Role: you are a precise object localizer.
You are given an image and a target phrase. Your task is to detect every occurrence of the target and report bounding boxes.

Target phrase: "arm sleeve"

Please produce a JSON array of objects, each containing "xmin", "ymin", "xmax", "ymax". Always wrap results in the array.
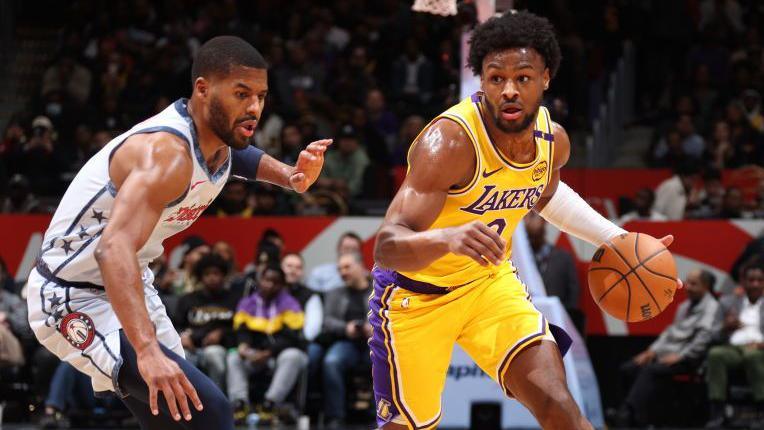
[
  {"xmin": 539, "ymin": 181, "xmax": 627, "ymax": 247},
  {"xmin": 231, "ymin": 145, "xmax": 265, "ymax": 180},
  {"xmin": 322, "ymin": 292, "xmax": 348, "ymax": 338}
]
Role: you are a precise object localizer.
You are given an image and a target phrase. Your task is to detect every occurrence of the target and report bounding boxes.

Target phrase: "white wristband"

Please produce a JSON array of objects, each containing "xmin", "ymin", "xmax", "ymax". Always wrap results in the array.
[{"xmin": 538, "ymin": 181, "xmax": 627, "ymax": 247}]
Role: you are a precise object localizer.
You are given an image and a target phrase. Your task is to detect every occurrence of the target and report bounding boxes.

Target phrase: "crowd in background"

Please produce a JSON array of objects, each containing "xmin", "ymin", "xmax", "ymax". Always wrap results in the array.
[{"xmin": 0, "ymin": 0, "xmax": 707, "ymax": 218}]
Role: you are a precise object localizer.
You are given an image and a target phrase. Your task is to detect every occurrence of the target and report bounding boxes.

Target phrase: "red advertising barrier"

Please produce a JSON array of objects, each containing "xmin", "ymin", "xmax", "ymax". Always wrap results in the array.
[{"xmin": 2, "ymin": 215, "xmax": 758, "ymax": 336}]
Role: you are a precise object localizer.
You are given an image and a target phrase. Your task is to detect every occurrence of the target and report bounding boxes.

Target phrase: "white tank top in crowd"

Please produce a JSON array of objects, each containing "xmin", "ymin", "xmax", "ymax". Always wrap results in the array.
[{"xmin": 38, "ymin": 98, "xmax": 231, "ymax": 286}]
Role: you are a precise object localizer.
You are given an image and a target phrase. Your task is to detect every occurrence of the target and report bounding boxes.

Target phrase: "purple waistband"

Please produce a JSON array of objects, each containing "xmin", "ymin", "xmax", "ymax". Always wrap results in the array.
[{"xmin": 371, "ymin": 267, "xmax": 461, "ymax": 295}]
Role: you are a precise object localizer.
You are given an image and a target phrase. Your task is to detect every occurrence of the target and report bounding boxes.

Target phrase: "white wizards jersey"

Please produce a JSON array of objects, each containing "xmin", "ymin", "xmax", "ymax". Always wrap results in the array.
[{"xmin": 38, "ymin": 98, "xmax": 230, "ymax": 286}]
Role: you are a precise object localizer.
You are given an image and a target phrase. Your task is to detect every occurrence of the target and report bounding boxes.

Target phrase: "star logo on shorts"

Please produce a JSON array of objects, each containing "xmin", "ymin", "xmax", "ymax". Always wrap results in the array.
[{"xmin": 91, "ymin": 209, "xmax": 106, "ymax": 224}]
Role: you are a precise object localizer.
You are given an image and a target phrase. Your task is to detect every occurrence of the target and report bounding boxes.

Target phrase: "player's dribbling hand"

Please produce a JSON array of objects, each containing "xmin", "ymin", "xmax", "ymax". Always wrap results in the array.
[
  {"xmin": 137, "ymin": 343, "xmax": 203, "ymax": 421},
  {"xmin": 290, "ymin": 139, "xmax": 333, "ymax": 193},
  {"xmin": 445, "ymin": 221, "xmax": 507, "ymax": 266},
  {"xmin": 658, "ymin": 235, "xmax": 683, "ymax": 290}
]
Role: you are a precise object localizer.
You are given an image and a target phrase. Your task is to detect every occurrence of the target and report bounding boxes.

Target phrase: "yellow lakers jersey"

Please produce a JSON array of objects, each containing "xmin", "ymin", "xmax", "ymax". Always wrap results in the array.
[{"xmin": 399, "ymin": 92, "xmax": 555, "ymax": 287}]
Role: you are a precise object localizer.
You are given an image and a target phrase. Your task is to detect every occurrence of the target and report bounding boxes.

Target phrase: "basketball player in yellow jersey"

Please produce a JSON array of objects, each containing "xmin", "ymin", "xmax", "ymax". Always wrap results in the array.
[{"xmin": 370, "ymin": 11, "xmax": 682, "ymax": 430}]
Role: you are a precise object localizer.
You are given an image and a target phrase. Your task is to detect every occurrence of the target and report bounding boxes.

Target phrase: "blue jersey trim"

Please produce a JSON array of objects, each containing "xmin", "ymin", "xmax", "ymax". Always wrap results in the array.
[{"xmin": 174, "ymin": 98, "xmax": 231, "ymax": 183}]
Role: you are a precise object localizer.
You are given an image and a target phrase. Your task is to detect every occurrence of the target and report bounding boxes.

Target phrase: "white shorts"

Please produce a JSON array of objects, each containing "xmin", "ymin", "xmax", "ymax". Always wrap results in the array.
[{"xmin": 26, "ymin": 266, "xmax": 184, "ymax": 395}]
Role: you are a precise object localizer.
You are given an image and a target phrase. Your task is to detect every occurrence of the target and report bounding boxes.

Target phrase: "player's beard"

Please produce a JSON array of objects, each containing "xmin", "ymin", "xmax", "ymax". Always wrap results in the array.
[
  {"xmin": 208, "ymin": 95, "xmax": 252, "ymax": 150},
  {"xmin": 484, "ymin": 97, "xmax": 538, "ymax": 134}
]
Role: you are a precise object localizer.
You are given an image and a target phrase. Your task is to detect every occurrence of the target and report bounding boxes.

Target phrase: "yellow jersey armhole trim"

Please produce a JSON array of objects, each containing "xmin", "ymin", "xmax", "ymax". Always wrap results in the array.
[
  {"xmin": 544, "ymin": 109, "xmax": 555, "ymax": 185},
  {"xmin": 439, "ymin": 113, "xmax": 481, "ymax": 196}
]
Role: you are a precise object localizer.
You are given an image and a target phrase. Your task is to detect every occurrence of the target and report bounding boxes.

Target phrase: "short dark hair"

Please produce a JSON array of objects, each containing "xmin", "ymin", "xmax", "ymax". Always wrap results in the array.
[
  {"xmin": 338, "ymin": 231, "xmax": 362, "ymax": 248},
  {"xmin": 193, "ymin": 253, "xmax": 230, "ymax": 280},
  {"xmin": 262, "ymin": 264, "xmax": 286, "ymax": 284},
  {"xmin": 468, "ymin": 10, "xmax": 561, "ymax": 78},
  {"xmin": 698, "ymin": 269, "xmax": 716, "ymax": 290},
  {"xmin": 191, "ymin": 35, "xmax": 268, "ymax": 86},
  {"xmin": 741, "ymin": 259, "xmax": 764, "ymax": 278}
]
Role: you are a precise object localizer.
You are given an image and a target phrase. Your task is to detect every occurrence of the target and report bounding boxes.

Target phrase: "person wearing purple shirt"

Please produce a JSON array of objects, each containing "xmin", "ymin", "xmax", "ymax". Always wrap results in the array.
[{"xmin": 226, "ymin": 266, "xmax": 307, "ymax": 424}]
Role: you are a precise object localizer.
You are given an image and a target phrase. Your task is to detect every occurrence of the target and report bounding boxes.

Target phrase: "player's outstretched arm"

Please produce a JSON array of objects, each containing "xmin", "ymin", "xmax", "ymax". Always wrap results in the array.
[
  {"xmin": 534, "ymin": 123, "xmax": 682, "ymax": 289},
  {"xmin": 532, "ymin": 123, "xmax": 626, "ymax": 246},
  {"xmin": 95, "ymin": 133, "xmax": 202, "ymax": 421},
  {"xmin": 374, "ymin": 119, "xmax": 506, "ymax": 272},
  {"xmin": 232, "ymin": 139, "xmax": 332, "ymax": 193}
]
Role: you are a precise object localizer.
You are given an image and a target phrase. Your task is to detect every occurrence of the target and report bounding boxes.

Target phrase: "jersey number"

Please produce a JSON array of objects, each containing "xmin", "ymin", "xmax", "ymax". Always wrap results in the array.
[{"xmin": 487, "ymin": 218, "xmax": 507, "ymax": 236}]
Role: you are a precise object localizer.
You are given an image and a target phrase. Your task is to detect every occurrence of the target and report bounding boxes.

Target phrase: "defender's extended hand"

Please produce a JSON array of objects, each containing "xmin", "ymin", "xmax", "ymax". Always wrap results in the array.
[
  {"xmin": 289, "ymin": 139, "xmax": 332, "ymax": 193},
  {"xmin": 658, "ymin": 235, "xmax": 683, "ymax": 290}
]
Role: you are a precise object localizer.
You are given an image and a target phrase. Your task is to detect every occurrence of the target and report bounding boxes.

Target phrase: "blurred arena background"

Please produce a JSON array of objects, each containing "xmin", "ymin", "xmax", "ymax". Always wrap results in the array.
[{"xmin": 1, "ymin": 0, "xmax": 764, "ymax": 429}]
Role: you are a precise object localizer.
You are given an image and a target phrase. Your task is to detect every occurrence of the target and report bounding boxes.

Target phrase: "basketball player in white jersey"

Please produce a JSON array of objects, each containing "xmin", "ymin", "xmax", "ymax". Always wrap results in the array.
[{"xmin": 27, "ymin": 36, "xmax": 330, "ymax": 429}]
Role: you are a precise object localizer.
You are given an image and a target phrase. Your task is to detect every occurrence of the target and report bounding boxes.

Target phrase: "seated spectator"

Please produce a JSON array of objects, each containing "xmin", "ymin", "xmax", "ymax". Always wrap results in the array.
[
  {"xmin": 0, "ymin": 257, "xmax": 17, "ymax": 293},
  {"xmin": 212, "ymin": 180, "xmax": 254, "ymax": 217},
  {"xmin": 13, "ymin": 116, "xmax": 67, "ymax": 197},
  {"xmin": 524, "ymin": 212, "xmax": 580, "ymax": 312},
  {"xmin": 227, "ymin": 266, "xmax": 307, "ymax": 424},
  {"xmin": 41, "ymin": 55, "xmax": 92, "ymax": 106},
  {"xmin": 175, "ymin": 253, "xmax": 239, "ymax": 391},
  {"xmin": 706, "ymin": 260, "xmax": 764, "ymax": 428},
  {"xmin": 704, "ymin": 120, "xmax": 735, "ymax": 169},
  {"xmin": 282, "ymin": 252, "xmax": 323, "ymax": 342},
  {"xmin": 306, "ymin": 231, "xmax": 363, "ymax": 293},
  {"xmin": 717, "ymin": 187, "xmax": 752, "ymax": 219},
  {"xmin": 613, "ymin": 269, "xmax": 718, "ymax": 427},
  {"xmin": 212, "ymin": 240, "xmax": 239, "ymax": 277},
  {"xmin": 0, "ymin": 287, "xmax": 30, "ymax": 368},
  {"xmin": 38, "ymin": 362, "xmax": 118, "ymax": 428},
  {"xmin": 391, "ymin": 115, "xmax": 426, "ymax": 165},
  {"xmin": 318, "ymin": 124, "xmax": 370, "ymax": 198},
  {"xmin": 1, "ymin": 174, "xmax": 42, "ymax": 214},
  {"xmin": 685, "ymin": 168, "xmax": 725, "ymax": 219},
  {"xmin": 618, "ymin": 188, "xmax": 668, "ymax": 223},
  {"xmin": 653, "ymin": 161, "xmax": 701, "ymax": 220},
  {"xmin": 170, "ymin": 236, "xmax": 210, "ymax": 295},
  {"xmin": 313, "ymin": 252, "xmax": 372, "ymax": 429}
]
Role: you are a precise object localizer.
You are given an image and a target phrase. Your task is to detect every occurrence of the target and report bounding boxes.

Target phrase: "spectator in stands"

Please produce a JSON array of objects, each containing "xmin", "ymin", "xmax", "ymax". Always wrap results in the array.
[
  {"xmin": 171, "ymin": 236, "xmax": 210, "ymax": 295},
  {"xmin": 653, "ymin": 161, "xmax": 701, "ymax": 220},
  {"xmin": 212, "ymin": 240, "xmax": 238, "ymax": 277},
  {"xmin": 213, "ymin": 180, "xmax": 254, "ymax": 217},
  {"xmin": 175, "ymin": 253, "xmax": 239, "ymax": 391},
  {"xmin": 0, "ymin": 286, "xmax": 31, "ymax": 367},
  {"xmin": 279, "ymin": 123, "xmax": 304, "ymax": 166},
  {"xmin": 716, "ymin": 187, "xmax": 750, "ymax": 219},
  {"xmin": 306, "ymin": 231, "xmax": 363, "ymax": 293},
  {"xmin": 365, "ymin": 88, "xmax": 399, "ymax": 152},
  {"xmin": 614, "ymin": 269, "xmax": 718, "ymax": 427},
  {"xmin": 524, "ymin": 212, "xmax": 580, "ymax": 312},
  {"xmin": 706, "ymin": 260, "xmax": 764, "ymax": 428},
  {"xmin": 40, "ymin": 55, "xmax": 92, "ymax": 106},
  {"xmin": 1, "ymin": 174, "xmax": 42, "ymax": 214},
  {"xmin": 314, "ymin": 252, "xmax": 372, "ymax": 428},
  {"xmin": 391, "ymin": 38, "xmax": 434, "ymax": 113},
  {"xmin": 319, "ymin": 124, "xmax": 370, "ymax": 198},
  {"xmin": 648, "ymin": 128, "xmax": 686, "ymax": 168},
  {"xmin": 254, "ymin": 107, "xmax": 284, "ymax": 159},
  {"xmin": 391, "ymin": 115, "xmax": 426, "ymax": 165},
  {"xmin": 227, "ymin": 266, "xmax": 307, "ymax": 424},
  {"xmin": 686, "ymin": 168, "xmax": 725, "ymax": 219},
  {"xmin": 618, "ymin": 188, "xmax": 668, "ymax": 223},
  {"xmin": 13, "ymin": 116, "xmax": 66, "ymax": 197},
  {"xmin": 282, "ymin": 252, "xmax": 323, "ymax": 343},
  {"xmin": 39, "ymin": 363, "xmax": 118, "ymax": 429},
  {"xmin": 705, "ymin": 120, "xmax": 735, "ymax": 169}
]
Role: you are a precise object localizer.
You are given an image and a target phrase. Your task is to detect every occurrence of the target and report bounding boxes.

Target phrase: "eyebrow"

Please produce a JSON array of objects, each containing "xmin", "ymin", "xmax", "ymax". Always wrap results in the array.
[
  {"xmin": 485, "ymin": 62, "xmax": 536, "ymax": 71},
  {"xmin": 234, "ymin": 82, "xmax": 253, "ymax": 91}
]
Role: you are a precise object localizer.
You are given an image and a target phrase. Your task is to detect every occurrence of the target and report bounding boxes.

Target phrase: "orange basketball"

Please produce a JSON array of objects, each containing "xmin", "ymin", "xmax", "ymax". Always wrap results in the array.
[{"xmin": 588, "ymin": 232, "xmax": 678, "ymax": 322}]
